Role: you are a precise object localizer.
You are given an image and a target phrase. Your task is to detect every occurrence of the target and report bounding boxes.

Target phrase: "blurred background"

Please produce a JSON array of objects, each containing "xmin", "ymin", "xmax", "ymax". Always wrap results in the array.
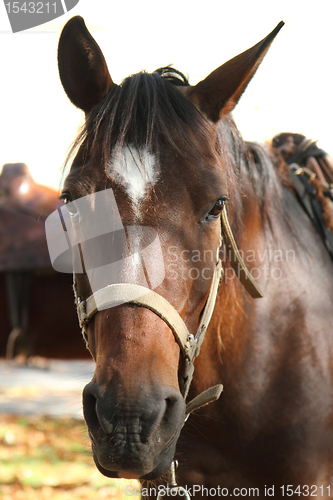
[{"xmin": 0, "ymin": 0, "xmax": 332, "ymax": 498}]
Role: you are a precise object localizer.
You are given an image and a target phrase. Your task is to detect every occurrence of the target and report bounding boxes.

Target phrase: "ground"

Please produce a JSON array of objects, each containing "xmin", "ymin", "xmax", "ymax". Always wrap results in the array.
[{"xmin": 0, "ymin": 415, "xmax": 135, "ymax": 500}]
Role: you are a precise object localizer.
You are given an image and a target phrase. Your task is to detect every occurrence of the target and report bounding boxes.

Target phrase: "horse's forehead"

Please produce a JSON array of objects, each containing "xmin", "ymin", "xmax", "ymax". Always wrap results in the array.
[{"xmin": 107, "ymin": 145, "xmax": 159, "ymax": 207}]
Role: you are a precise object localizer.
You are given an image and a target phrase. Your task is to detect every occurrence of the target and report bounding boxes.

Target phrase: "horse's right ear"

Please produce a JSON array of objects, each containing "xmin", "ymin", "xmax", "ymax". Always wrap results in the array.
[
  {"xmin": 58, "ymin": 16, "xmax": 114, "ymax": 113},
  {"xmin": 186, "ymin": 22, "xmax": 284, "ymax": 122}
]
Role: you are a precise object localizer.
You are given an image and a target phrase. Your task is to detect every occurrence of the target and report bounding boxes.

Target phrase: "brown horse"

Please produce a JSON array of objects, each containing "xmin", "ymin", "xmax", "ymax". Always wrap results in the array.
[{"xmin": 57, "ymin": 16, "xmax": 333, "ymax": 496}]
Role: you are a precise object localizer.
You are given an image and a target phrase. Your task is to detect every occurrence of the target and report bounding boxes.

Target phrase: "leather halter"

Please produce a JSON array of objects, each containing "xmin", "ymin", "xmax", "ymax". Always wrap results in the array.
[{"xmin": 73, "ymin": 206, "xmax": 263, "ymax": 415}]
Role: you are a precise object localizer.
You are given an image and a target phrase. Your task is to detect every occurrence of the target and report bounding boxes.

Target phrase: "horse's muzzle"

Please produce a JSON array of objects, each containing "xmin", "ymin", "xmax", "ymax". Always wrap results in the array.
[{"xmin": 82, "ymin": 380, "xmax": 185, "ymax": 479}]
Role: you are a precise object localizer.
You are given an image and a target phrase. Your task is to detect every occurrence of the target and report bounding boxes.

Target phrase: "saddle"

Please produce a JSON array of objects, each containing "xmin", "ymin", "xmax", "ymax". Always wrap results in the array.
[
  {"xmin": 272, "ymin": 133, "xmax": 333, "ymax": 261},
  {"xmin": 0, "ymin": 163, "xmax": 60, "ymax": 272}
]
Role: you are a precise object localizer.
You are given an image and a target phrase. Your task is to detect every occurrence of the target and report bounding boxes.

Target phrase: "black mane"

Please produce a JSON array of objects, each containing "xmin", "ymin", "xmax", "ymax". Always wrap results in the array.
[{"xmin": 68, "ymin": 66, "xmax": 207, "ymax": 170}]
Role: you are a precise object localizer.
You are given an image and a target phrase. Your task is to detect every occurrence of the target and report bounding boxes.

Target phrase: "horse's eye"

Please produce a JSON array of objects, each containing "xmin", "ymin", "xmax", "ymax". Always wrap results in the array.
[
  {"xmin": 209, "ymin": 199, "xmax": 225, "ymax": 217},
  {"xmin": 59, "ymin": 192, "xmax": 71, "ymax": 205},
  {"xmin": 206, "ymin": 197, "xmax": 228, "ymax": 220}
]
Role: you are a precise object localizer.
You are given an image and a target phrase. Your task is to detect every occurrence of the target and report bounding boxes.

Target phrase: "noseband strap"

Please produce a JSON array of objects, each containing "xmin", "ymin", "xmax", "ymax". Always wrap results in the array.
[{"xmin": 77, "ymin": 283, "xmax": 191, "ymax": 355}]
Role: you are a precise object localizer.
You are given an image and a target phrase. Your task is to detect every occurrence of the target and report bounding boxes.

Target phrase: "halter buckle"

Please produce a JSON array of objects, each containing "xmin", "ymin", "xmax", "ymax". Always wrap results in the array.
[
  {"xmin": 184, "ymin": 334, "xmax": 196, "ymax": 356},
  {"xmin": 78, "ymin": 300, "xmax": 88, "ymax": 327}
]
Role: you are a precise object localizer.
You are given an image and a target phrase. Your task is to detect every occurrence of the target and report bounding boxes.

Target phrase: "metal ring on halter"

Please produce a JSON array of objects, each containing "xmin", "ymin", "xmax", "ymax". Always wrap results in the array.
[{"xmin": 156, "ymin": 461, "xmax": 192, "ymax": 500}]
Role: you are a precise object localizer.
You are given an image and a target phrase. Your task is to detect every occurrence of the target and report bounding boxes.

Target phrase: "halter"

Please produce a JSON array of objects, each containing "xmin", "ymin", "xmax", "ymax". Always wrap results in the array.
[{"xmin": 73, "ymin": 205, "xmax": 263, "ymax": 415}]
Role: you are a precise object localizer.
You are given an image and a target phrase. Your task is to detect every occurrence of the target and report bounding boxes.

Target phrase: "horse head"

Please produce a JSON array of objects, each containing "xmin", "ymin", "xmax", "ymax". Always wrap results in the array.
[{"xmin": 57, "ymin": 17, "xmax": 282, "ymax": 480}]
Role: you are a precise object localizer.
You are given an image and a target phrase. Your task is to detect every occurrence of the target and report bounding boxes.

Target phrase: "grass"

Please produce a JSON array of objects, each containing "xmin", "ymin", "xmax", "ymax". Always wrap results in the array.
[{"xmin": 0, "ymin": 415, "xmax": 138, "ymax": 500}]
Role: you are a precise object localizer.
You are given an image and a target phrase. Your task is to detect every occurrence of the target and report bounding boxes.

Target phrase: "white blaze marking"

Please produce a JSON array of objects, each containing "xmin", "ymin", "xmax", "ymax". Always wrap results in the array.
[
  {"xmin": 108, "ymin": 146, "xmax": 159, "ymax": 211},
  {"xmin": 107, "ymin": 146, "xmax": 160, "ymax": 283}
]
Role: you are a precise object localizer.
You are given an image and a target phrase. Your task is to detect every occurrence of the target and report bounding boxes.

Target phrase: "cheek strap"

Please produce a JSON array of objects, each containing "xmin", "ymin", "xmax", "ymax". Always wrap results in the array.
[{"xmin": 220, "ymin": 205, "xmax": 264, "ymax": 298}]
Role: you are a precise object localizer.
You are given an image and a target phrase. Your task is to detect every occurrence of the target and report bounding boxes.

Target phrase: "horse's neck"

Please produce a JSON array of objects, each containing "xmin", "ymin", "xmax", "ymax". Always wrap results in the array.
[{"xmin": 203, "ymin": 145, "xmax": 331, "ymax": 379}]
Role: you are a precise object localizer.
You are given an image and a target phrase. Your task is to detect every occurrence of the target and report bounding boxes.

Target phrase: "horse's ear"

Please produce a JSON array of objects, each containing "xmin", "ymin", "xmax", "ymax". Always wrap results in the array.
[
  {"xmin": 58, "ymin": 16, "xmax": 114, "ymax": 113},
  {"xmin": 187, "ymin": 22, "xmax": 284, "ymax": 122}
]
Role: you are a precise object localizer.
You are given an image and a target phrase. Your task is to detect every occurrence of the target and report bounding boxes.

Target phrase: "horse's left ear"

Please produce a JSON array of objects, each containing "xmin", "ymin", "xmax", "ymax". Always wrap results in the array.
[
  {"xmin": 187, "ymin": 22, "xmax": 284, "ymax": 122},
  {"xmin": 58, "ymin": 16, "xmax": 114, "ymax": 113}
]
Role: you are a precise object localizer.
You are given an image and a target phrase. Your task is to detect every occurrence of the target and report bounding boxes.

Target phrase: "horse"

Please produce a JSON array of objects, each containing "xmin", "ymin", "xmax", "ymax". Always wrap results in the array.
[{"xmin": 56, "ymin": 16, "xmax": 333, "ymax": 497}]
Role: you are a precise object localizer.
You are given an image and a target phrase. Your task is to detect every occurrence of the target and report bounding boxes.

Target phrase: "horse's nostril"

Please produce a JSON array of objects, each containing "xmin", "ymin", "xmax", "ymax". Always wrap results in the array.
[
  {"xmin": 83, "ymin": 386, "xmax": 100, "ymax": 436},
  {"xmin": 83, "ymin": 384, "xmax": 115, "ymax": 436},
  {"xmin": 163, "ymin": 396, "xmax": 179, "ymax": 424}
]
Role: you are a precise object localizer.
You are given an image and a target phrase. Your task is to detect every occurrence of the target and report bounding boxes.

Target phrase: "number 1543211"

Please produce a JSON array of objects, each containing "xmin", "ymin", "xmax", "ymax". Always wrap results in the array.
[
  {"xmin": 5, "ymin": 2, "xmax": 57, "ymax": 14},
  {"xmin": 280, "ymin": 485, "xmax": 331, "ymax": 496}
]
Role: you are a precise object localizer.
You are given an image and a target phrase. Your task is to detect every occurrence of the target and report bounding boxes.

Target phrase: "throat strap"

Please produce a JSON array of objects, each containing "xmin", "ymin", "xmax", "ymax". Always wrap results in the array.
[{"xmin": 185, "ymin": 384, "xmax": 223, "ymax": 416}]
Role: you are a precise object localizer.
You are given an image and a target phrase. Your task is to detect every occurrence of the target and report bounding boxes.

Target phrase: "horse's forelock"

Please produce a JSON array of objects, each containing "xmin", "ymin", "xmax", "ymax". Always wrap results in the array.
[{"xmin": 64, "ymin": 68, "xmax": 212, "ymax": 179}]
